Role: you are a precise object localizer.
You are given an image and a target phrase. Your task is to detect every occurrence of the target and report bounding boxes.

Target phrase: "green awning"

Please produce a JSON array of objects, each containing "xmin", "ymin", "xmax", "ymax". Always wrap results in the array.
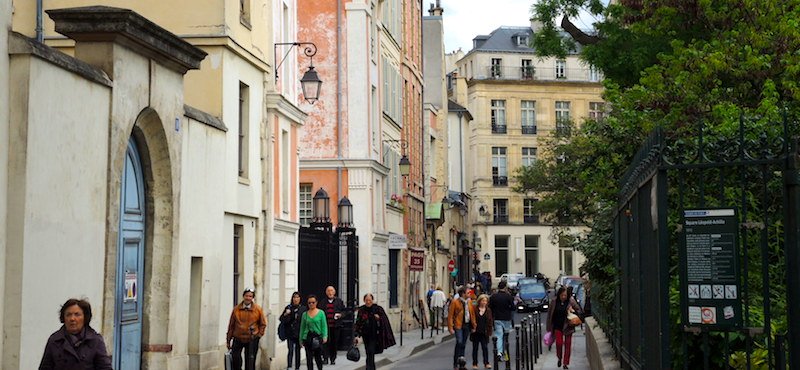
[{"xmin": 426, "ymin": 202, "xmax": 444, "ymax": 221}]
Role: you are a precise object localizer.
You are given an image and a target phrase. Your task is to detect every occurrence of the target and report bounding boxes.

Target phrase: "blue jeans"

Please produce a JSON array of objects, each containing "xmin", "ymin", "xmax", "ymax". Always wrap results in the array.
[
  {"xmin": 454, "ymin": 326, "xmax": 470, "ymax": 367},
  {"xmin": 494, "ymin": 320, "xmax": 512, "ymax": 355}
]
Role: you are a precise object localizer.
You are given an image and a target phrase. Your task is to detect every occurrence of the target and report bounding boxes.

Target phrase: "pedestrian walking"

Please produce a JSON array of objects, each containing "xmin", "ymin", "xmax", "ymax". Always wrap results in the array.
[
  {"xmin": 488, "ymin": 281, "xmax": 514, "ymax": 362},
  {"xmin": 321, "ymin": 286, "xmax": 346, "ymax": 365},
  {"xmin": 430, "ymin": 286, "xmax": 447, "ymax": 329},
  {"xmin": 353, "ymin": 293, "xmax": 396, "ymax": 370},
  {"xmin": 470, "ymin": 294, "xmax": 494, "ymax": 369},
  {"xmin": 448, "ymin": 286, "xmax": 471, "ymax": 370},
  {"xmin": 39, "ymin": 298, "xmax": 112, "ymax": 370},
  {"xmin": 226, "ymin": 287, "xmax": 267, "ymax": 370},
  {"xmin": 300, "ymin": 295, "xmax": 328, "ymax": 370},
  {"xmin": 547, "ymin": 287, "xmax": 582, "ymax": 369},
  {"xmin": 280, "ymin": 292, "xmax": 306, "ymax": 370}
]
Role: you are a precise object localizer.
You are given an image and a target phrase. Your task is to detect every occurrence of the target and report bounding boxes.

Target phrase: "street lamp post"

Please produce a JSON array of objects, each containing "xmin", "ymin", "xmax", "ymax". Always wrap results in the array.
[{"xmin": 274, "ymin": 42, "xmax": 323, "ymax": 104}]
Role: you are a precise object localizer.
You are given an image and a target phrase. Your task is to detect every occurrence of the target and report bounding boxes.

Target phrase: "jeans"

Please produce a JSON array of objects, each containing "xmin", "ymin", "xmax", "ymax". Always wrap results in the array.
[
  {"xmin": 555, "ymin": 330, "xmax": 573, "ymax": 365},
  {"xmin": 304, "ymin": 344, "xmax": 323, "ymax": 370},
  {"xmin": 287, "ymin": 338, "xmax": 301, "ymax": 369},
  {"xmin": 454, "ymin": 326, "xmax": 470, "ymax": 367},
  {"xmin": 364, "ymin": 337, "xmax": 378, "ymax": 370},
  {"xmin": 231, "ymin": 337, "xmax": 260, "ymax": 370},
  {"xmin": 493, "ymin": 320, "xmax": 512, "ymax": 355},
  {"xmin": 471, "ymin": 333, "xmax": 490, "ymax": 366},
  {"xmin": 324, "ymin": 326, "xmax": 339, "ymax": 363}
]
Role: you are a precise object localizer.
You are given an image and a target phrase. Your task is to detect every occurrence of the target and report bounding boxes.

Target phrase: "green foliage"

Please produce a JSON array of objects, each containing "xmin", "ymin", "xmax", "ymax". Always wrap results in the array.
[{"xmin": 519, "ymin": 0, "xmax": 800, "ymax": 367}]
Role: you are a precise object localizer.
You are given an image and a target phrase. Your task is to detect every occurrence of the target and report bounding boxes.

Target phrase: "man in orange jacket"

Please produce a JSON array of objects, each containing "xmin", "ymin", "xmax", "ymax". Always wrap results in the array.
[
  {"xmin": 227, "ymin": 287, "xmax": 267, "ymax": 370},
  {"xmin": 448, "ymin": 286, "xmax": 472, "ymax": 370}
]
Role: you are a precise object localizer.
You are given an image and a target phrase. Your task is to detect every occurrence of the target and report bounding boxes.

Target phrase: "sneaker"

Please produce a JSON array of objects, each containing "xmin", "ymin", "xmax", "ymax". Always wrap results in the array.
[
  {"xmin": 557, "ymin": 359, "xmax": 561, "ymax": 367},
  {"xmin": 563, "ymin": 366, "xmax": 569, "ymax": 369},
  {"xmin": 485, "ymin": 364, "xmax": 492, "ymax": 369},
  {"xmin": 503, "ymin": 352, "xmax": 509, "ymax": 362}
]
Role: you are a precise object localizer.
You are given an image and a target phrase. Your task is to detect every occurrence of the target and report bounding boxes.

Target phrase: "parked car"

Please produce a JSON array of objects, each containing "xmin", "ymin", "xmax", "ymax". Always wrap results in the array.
[
  {"xmin": 500, "ymin": 273, "xmax": 525, "ymax": 292},
  {"xmin": 516, "ymin": 282, "xmax": 549, "ymax": 313},
  {"xmin": 574, "ymin": 281, "xmax": 592, "ymax": 316}
]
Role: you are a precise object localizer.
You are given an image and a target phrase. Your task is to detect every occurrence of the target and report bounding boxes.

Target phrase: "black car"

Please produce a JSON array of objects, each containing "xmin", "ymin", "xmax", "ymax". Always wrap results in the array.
[{"xmin": 515, "ymin": 282, "xmax": 549, "ymax": 313}]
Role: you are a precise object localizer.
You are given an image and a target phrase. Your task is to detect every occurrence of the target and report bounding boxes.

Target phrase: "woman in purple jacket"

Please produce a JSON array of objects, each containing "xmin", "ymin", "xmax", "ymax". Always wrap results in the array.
[{"xmin": 39, "ymin": 298, "xmax": 112, "ymax": 370}]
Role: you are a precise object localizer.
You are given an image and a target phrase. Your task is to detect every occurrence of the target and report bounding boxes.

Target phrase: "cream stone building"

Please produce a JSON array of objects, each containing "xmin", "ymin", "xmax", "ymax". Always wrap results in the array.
[
  {"xmin": 452, "ymin": 22, "xmax": 605, "ymax": 281},
  {"xmin": 7, "ymin": 0, "xmax": 309, "ymax": 369}
]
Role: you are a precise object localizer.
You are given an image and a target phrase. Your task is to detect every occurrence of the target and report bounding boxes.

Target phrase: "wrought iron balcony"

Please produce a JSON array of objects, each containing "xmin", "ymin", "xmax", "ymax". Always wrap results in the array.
[
  {"xmin": 524, "ymin": 215, "xmax": 540, "ymax": 224},
  {"xmin": 494, "ymin": 214, "xmax": 509, "ymax": 224},
  {"xmin": 521, "ymin": 125, "xmax": 537, "ymax": 135},
  {"xmin": 492, "ymin": 124, "xmax": 507, "ymax": 134},
  {"xmin": 476, "ymin": 65, "xmax": 601, "ymax": 82},
  {"xmin": 493, "ymin": 176, "xmax": 508, "ymax": 186}
]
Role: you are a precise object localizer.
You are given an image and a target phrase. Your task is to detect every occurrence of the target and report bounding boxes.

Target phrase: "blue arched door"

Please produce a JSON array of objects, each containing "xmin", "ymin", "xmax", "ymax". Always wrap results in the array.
[{"xmin": 115, "ymin": 138, "xmax": 145, "ymax": 369}]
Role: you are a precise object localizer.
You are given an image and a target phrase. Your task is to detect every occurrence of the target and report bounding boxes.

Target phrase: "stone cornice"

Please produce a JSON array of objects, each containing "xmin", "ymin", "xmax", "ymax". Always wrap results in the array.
[
  {"xmin": 300, "ymin": 159, "xmax": 390, "ymax": 176},
  {"xmin": 266, "ymin": 93, "xmax": 307, "ymax": 126},
  {"xmin": 184, "ymin": 105, "xmax": 227, "ymax": 132},
  {"xmin": 47, "ymin": 6, "xmax": 207, "ymax": 74},
  {"xmin": 8, "ymin": 31, "xmax": 112, "ymax": 87}
]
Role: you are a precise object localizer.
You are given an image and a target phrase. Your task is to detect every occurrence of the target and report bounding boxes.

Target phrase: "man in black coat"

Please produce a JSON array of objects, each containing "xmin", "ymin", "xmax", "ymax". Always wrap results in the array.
[
  {"xmin": 489, "ymin": 281, "xmax": 515, "ymax": 362},
  {"xmin": 322, "ymin": 286, "xmax": 346, "ymax": 364}
]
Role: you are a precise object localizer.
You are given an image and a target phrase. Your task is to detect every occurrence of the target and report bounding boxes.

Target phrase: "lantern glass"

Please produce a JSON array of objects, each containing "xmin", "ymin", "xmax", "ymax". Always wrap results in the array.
[
  {"xmin": 301, "ymin": 66, "xmax": 322, "ymax": 104},
  {"xmin": 313, "ymin": 188, "xmax": 330, "ymax": 223}
]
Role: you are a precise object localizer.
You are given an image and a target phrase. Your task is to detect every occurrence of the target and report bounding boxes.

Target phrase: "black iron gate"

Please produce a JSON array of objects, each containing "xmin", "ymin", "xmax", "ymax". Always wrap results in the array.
[
  {"xmin": 298, "ymin": 226, "xmax": 338, "ymax": 300},
  {"xmin": 611, "ymin": 116, "xmax": 800, "ymax": 370}
]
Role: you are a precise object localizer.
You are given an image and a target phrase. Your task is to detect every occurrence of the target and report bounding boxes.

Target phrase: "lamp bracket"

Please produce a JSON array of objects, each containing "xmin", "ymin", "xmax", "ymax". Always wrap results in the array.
[{"xmin": 274, "ymin": 42, "xmax": 317, "ymax": 81}]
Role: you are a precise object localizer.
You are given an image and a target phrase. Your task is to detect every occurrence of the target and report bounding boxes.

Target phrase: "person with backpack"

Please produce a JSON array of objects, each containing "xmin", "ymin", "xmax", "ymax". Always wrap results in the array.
[{"xmin": 280, "ymin": 292, "xmax": 306, "ymax": 370}]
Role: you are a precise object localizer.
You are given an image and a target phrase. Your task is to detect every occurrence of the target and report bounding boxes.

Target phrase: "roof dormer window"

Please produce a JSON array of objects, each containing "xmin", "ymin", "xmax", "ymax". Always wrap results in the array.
[{"xmin": 515, "ymin": 35, "xmax": 529, "ymax": 46}]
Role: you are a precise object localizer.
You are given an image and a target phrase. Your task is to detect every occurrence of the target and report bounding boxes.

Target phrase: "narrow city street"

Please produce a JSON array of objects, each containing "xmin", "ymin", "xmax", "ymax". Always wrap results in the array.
[{"xmin": 385, "ymin": 313, "xmax": 590, "ymax": 370}]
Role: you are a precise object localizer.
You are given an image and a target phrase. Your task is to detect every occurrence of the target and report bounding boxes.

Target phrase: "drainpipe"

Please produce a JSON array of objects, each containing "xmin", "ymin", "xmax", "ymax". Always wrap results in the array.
[
  {"xmin": 36, "ymin": 0, "xmax": 43, "ymax": 42},
  {"xmin": 336, "ymin": 0, "xmax": 343, "ymax": 197},
  {"xmin": 457, "ymin": 111, "xmax": 464, "ymax": 191}
]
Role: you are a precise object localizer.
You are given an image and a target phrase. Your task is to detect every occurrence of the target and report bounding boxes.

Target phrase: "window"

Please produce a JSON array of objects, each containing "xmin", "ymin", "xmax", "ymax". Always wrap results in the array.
[
  {"xmin": 239, "ymin": 0, "xmax": 251, "ymax": 27},
  {"xmin": 491, "ymin": 100, "xmax": 506, "ymax": 133},
  {"xmin": 491, "ymin": 147, "xmax": 507, "ymax": 186},
  {"xmin": 370, "ymin": 2, "xmax": 377, "ymax": 59},
  {"xmin": 233, "ymin": 224, "xmax": 244, "ymax": 305},
  {"xmin": 299, "ymin": 184, "xmax": 312, "ymax": 226},
  {"xmin": 555, "ymin": 59, "xmax": 566, "ymax": 79},
  {"xmin": 559, "ymin": 238, "xmax": 574, "ymax": 275},
  {"xmin": 493, "ymin": 199, "xmax": 509, "ymax": 223},
  {"xmin": 383, "ymin": 143, "xmax": 400, "ymax": 203},
  {"xmin": 516, "ymin": 35, "xmax": 529, "ymax": 46},
  {"xmin": 238, "ymin": 82, "xmax": 249, "ymax": 178},
  {"xmin": 491, "ymin": 58, "xmax": 502, "ymax": 78},
  {"xmin": 521, "ymin": 147, "xmax": 537, "ymax": 167},
  {"xmin": 589, "ymin": 102, "xmax": 606, "ymax": 121},
  {"xmin": 523, "ymin": 199, "xmax": 539, "ymax": 223},
  {"xmin": 495, "ymin": 235, "xmax": 509, "ymax": 276},
  {"xmin": 381, "ymin": 0, "xmax": 402, "ymax": 44},
  {"xmin": 524, "ymin": 235, "xmax": 539, "ymax": 276},
  {"xmin": 281, "ymin": 130, "xmax": 290, "ymax": 213},
  {"xmin": 382, "ymin": 62, "xmax": 402, "ymax": 125},
  {"xmin": 589, "ymin": 65, "xmax": 600, "ymax": 82},
  {"xmin": 555, "ymin": 101, "xmax": 571, "ymax": 136},
  {"xmin": 521, "ymin": 59, "xmax": 534, "ymax": 79},
  {"xmin": 521, "ymin": 100, "xmax": 536, "ymax": 134}
]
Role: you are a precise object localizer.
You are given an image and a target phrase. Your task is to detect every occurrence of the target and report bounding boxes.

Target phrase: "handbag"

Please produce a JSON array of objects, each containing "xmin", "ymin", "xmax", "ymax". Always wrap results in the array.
[
  {"xmin": 311, "ymin": 336, "xmax": 321, "ymax": 350},
  {"xmin": 543, "ymin": 331, "xmax": 554, "ymax": 347},
  {"xmin": 346, "ymin": 344, "xmax": 361, "ymax": 362},
  {"xmin": 224, "ymin": 350, "xmax": 233, "ymax": 370},
  {"xmin": 567, "ymin": 311, "xmax": 582, "ymax": 326}
]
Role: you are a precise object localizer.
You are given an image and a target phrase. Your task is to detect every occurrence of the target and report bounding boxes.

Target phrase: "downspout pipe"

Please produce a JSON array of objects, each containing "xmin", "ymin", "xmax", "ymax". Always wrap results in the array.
[
  {"xmin": 36, "ymin": 0, "xmax": 43, "ymax": 42},
  {"xmin": 336, "ymin": 0, "xmax": 343, "ymax": 198}
]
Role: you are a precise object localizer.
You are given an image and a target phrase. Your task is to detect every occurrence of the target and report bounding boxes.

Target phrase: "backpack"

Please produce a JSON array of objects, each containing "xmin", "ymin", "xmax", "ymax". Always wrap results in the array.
[{"xmin": 277, "ymin": 320, "xmax": 287, "ymax": 341}]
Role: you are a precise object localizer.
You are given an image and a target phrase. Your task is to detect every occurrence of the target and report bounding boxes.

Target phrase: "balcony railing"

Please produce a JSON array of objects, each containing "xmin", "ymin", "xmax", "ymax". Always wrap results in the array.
[
  {"xmin": 493, "ymin": 176, "xmax": 508, "ymax": 186},
  {"xmin": 524, "ymin": 215, "xmax": 540, "ymax": 224},
  {"xmin": 492, "ymin": 124, "xmax": 507, "ymax": 134},
  {"xmin": 521, "ymin": 125, "xmax": 537, "ymax": 135},
  {"xmin": 478, "ymin": 65, "xmax": 601, "ymax": 82},
  {"xmin": 494, "ymin": 214, "xmax": 509, "ymax": 224}
]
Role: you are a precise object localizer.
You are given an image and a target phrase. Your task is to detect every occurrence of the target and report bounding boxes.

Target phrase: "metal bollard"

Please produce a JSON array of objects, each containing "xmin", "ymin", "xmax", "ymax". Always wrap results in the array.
[
  {"xmin": 504, "ymin": 332, "xmax": 511, "ymax": 370},
  {"xmin": 520, "ymin": 319, "xmax": 527, "ymax": 370},
  {"xmin": 514, "ymin": 325, "xmax": 520, "ymax": 370},
  {"xmin": 528, "ymin": 315, "xmax": 535, "ymax": 368},
  {"xmin": 524, "ymin": 318, "xmax": 530, "ymax": 370},
  {"xmin": 400, "ymin": 310, "xmax": 404, "ymax": 346},
  {"xmin": 493, "ymin": 336, "xmax": 499, "ymax": 370}
]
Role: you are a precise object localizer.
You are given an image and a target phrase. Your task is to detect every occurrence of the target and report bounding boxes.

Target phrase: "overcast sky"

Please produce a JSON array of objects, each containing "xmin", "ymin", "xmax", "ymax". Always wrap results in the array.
[{"xmin": 439, "ymin": 0, "xmax": 602, "ymax": 53}]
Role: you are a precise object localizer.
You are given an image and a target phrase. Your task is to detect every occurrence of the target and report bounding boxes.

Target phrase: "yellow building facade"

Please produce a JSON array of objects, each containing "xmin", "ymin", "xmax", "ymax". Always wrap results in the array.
[{"xmin": 453, "ymin": 25, "xmax": 605, "ymax": 282}]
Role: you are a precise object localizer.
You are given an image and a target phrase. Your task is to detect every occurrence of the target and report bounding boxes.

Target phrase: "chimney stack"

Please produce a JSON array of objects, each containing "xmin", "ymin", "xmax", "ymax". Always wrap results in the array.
[{"xmin": 429, "ymin": 1, "xmax": 443, "ymax": 16}]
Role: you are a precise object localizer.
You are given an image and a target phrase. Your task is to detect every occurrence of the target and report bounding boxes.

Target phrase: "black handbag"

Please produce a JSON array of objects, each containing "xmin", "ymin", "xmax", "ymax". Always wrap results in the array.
[
  {"xmin": 311, "ymin": 336, "xmax": 321, "ymax": 350},
  {"xmin": 346, "ymin": 345, "xmax": 361, "ymax": 362}
]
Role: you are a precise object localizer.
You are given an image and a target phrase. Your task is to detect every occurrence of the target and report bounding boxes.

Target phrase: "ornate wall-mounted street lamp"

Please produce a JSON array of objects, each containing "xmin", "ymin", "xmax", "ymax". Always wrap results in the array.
[
  {"xmin": 275, "ymin": 42, "xmax": 323, "ymax": 104},
  {"xmin": 382, "ymin": 139, "xmax": 412, "ymax": 177},
  {"xmin": 312, "ymin": 187, "xmax": 331, "ymax": 225},
  {"xmin": 337, "ymin": 196, "xmax": 354, "ymax": 230}
]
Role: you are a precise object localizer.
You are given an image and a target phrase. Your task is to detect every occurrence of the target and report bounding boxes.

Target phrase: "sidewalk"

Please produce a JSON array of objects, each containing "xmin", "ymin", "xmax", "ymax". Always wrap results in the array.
[
  {"xmin": 303, "ymin": 328, "xmax": 454, "ymax": 370},
  {"xmin": 533, "ymin": 327, "xmax": 590, "ymax": 370}
]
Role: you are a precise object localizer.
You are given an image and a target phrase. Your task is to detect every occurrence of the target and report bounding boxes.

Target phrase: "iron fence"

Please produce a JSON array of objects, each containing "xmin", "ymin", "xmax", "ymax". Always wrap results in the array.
[{"xmin": 609, "ymin": 115, "xmax": 800, "ymax": 369}]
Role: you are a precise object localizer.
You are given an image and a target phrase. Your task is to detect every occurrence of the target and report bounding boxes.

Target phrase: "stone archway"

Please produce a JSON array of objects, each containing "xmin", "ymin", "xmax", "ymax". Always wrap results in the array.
[{"xmin": 104, "ymin": 107, "xmax": 176, "ymax": 369}]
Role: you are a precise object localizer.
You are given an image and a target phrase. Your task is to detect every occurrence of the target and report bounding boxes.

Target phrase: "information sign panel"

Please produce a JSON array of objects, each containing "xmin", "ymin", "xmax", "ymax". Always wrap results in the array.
[{"xmin": 681, "ymin": 209, "xmax": 742, "ymax": 328}]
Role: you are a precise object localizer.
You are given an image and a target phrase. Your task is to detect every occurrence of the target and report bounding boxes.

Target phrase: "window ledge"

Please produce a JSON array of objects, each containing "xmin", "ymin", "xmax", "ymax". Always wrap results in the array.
[{"xmin": 238, "ymin": 176, "xmax": 250, "ymax": 186}]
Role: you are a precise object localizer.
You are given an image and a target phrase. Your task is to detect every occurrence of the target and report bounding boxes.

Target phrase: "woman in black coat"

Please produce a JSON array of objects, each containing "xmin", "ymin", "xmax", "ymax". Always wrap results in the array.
[
  {"xmin": 353, "ymin": 294, "xmax": 395, "ymax": 370},
  {"xmin": 39, "ymin": 298, "xmax": 112, "ymax": 370},
  {"xmin": 281, "ymin": 292, "xmax": 307, "ymax": 370}
]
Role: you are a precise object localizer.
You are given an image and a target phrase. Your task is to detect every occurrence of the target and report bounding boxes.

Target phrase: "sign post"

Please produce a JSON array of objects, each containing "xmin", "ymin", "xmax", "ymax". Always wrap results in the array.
[{"xmin": 680, "ymin": 208, "xmax": 742, "ymax": 329}]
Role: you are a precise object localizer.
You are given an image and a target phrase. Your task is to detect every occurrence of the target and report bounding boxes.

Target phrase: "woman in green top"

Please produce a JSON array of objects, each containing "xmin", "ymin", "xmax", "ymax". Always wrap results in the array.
[{"xmin": 299, "ymin": 294, "xmax": 328, "ymax": 370}]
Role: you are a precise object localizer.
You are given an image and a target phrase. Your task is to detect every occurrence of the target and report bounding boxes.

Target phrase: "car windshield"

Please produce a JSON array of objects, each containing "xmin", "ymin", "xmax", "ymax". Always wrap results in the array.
[{"xmin": 519, "ymin": 284, "xmax": 545, "ymax": 294}]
